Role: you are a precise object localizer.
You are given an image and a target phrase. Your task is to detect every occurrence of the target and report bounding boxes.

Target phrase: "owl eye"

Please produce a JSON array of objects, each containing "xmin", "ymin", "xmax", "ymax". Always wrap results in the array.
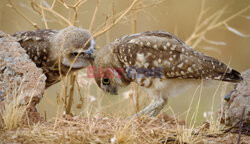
[
  {"xmin": 71, "ymin": 51, "xmax": 86, "ymax": 57},
  {"xmin": 71, "ymin": 52, "xmax": 79, "ymax": 56},
  {"xmin": 102, "ymin": 78, "xmax": 110, "ymax": 85}
]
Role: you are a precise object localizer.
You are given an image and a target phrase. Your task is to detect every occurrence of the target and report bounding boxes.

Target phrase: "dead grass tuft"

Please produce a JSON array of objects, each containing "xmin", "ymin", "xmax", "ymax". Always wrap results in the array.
[{"xmin": 0, "ymin": 97, "xmax": 27, "ymax": 130}]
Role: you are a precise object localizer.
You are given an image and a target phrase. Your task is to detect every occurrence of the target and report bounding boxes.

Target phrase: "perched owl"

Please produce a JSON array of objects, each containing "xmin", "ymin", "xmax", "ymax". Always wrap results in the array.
[
  {"xmin": 93, "ymin": 31, "xmax": 243, "ymax": 117},
  {"xmin": 13, "ymin": 26, "xmax": 95, "ymax": 88}
]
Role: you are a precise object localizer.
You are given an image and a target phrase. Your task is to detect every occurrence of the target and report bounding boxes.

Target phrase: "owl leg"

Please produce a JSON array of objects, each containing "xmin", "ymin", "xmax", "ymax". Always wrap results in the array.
[
  {"xmin": 149, "ymin": 98, "xmax": 168, "ymax": 117},
  {"xmin": 132, "ymin": 97, "xmax": 167, "ymax": 118}
]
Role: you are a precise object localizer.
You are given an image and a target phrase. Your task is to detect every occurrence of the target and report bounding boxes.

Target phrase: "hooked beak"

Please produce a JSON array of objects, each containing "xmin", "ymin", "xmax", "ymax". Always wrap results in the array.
[
  {"xmin": 108, "ymin": 87, "xmax": 118, "ymax": 95},
  {"xmin": 81, "ymin": 49, "xmax": 95, "ymax": 60}
]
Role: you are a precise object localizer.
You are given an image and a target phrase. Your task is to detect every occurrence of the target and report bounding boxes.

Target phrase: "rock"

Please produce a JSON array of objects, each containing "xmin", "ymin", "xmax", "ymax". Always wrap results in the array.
[
  {"xmin": 221, "ymin": 69, "xmax": 250, "ymax": 126},
  {"xmin": 0, "ymin": 31, "xmax": 46, "ymax": 107}
]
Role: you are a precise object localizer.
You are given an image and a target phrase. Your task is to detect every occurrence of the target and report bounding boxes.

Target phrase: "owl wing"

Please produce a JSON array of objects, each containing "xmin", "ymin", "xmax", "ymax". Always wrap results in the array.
[
  {"xmin": 12, "ymin": 29, "xmax": 58, "ymax": 68},
  {"xmin": 115, "ymin": 31, "xmax": 242, "ymax": 82}
]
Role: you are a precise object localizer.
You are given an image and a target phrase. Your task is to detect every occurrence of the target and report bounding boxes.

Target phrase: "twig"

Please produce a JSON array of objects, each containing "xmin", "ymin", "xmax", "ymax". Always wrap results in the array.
[
  {"xmin": 37, "ymin": 3, "xmax": 73, "ymax": 26},
  {"xmin": 132, "ymin": 9, "xmax": 138, "ymax": 34},
  {"xmin": 40, "ymin": 0, "xmax": 48, "ymax": 28},
  {"xmin": 44, "ymin": 111, "xmax": 47, "ymax": 121},
  {"xmin": 194, "ymin": 0, "xmax": 205, "ymax": 29},
  {"xmin": 93, "ymin": 0, "xmax": 139, "ymax": 38},
  {"xmin": 70, "ymin": 0, "xmax": 88, "ymax": 25},
  {"xmin": 56, "ymin": 0, "xmax": 69, "ymax": 9},
  {"xmin": 132, "ymin": 0, "xmax": 165, "ymax": 11},
  {"xmin": 50, "ymin": 0, "xmax": 57, "ymax": 9},
  {"xmin": 210, "ymin": 6, "xmax": 249, "ymax": 31},
  {"xmin": 89, "ymin": 0, "xmax": 100, "ymax": 32},
  {"xmin": 224, "ymin": 121, "xmax": 241, "ymax": 133},
  {"xmin": 7, "ymin": 0, "xmax": 40, "ymax": 29},
  {"xmin": 237, "ymin": 107, "xmax": 246, "ymax": 144},
  {"xmin": 185, "ymin": 3, "xmax": 249, "ymax": 48},
  {"xmin": 76, "ymin": 79, "xmax": 84, "ymax": 109},
  {"xmin": 31, "ymin": 0, "xmax": 41, "ymax": 15},
  {"xmin": 65, "ymin": 73, "xmax": 77, "ymax": 115},
  {"xmin": 112, "ymin": 0, "xmax": 115, "ymax": 23}
]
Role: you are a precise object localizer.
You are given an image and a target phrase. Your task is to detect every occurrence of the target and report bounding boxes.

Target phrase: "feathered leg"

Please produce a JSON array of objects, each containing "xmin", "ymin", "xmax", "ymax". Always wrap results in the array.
[{"xmin": 132, "ymin": 97, "xmax": 168, "ymax": 118}]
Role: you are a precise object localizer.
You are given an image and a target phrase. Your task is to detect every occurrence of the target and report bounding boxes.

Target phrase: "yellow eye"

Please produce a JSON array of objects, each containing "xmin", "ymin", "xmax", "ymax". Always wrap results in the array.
[{"xmin": 102, "ymin": 78, "xmax": 110, "ymax": 85}]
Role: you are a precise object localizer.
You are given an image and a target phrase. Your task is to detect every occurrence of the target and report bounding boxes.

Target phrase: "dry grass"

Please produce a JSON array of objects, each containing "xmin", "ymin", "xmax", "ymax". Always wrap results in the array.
[
  {"xmin": 0, "ymin": 79, "xmax": 29, "ymax": 130},
  {"xmin": 0, "ymin": 97, "xmax": 27, "ymax": 130},
  {"xmin": 0, "ymin": 114, "xmax": 191, "ymax": 143},
  {"xmin": 1, "ymin": 0, "xmax": 249, "ymax": 143},
  {"xmin": 1, "ymin": 114, "xmax": 250, "ymax": 143}
]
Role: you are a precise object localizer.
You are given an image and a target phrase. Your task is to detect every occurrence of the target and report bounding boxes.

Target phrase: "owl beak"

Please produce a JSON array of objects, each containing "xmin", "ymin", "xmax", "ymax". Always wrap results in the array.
[
  {"xmin": 109, "ymin": 87, "xmax": 118, "ymax": 95},
  {"xmin": 80, "ymin": 49, "xmax": 95, "ymax": 60},
  {"xmin": 103, "ymin": 86, "xmax": 118, "ymax": 95}
]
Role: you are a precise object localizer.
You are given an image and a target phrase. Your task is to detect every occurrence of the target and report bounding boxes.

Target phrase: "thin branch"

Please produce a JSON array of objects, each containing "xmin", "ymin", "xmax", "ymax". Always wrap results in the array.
[
  {"xmin": 93, "ymin": 0, "xmax": 139, "ymax": 38},
  {"xmin": 7, "ymin": 0, "xmax": 39, "ymax": 29},
  {"xmin": 56, "ymin": 0, "xmax": 70, "ymax": 9},
  {"xmin": 65, "ymin": 73, "xmax": 77, "ymax": 115},
  {"xmin": 132, "ymin": 9, "xmax": 138, "ymax": 33},
  {"xmin": 186, "ymin": 4, "xmax": 249, "ymax": 48},
  {"xmin": 76, "ymin": 79, "xmax": 84, "ymax": 109},
  {"xmin": 37, "ymin": 4, "xmax": 73, "ymax": 26},
  {"xmin": 194, "ymin": 0, "xmax": 205, "ymax": 29},
  {"xmin": 89, "ymin": 0, "xmax": 100, "ymax": 32},
  {"xmin": 209, "ymin": 6, "xmax": 250, "ymax": 30},
  {"xmin": 237, "ymin": 107, "xmax": 246, "ymax": 144},
  {"xmin": 31, "ymin": 0, "xmax": 41, "ymax": 15},
  {"xmin": 67, "ymin": 0, "xmax": 86, "ymax": 8},
  {"xmin": 112, "ymin": 0, "xmax": 115, "ymax": 23},
  {"xmin": 186, "ymin": 6, "xmax": 227, "ymax": 45},
  {"xmin": 40, "ymin": 0, "xmax": 48, "ymax": 28},
  {"xmin": 50, "ymin": 0, "xmax": 57, "ymax": 9},
  {"xmin": 132, "ymin": 0, "xmax": 165, "ymax": 11},
  {"xmin": 71, "ymin": 0, "xmax": 88, "ymax": 25}
]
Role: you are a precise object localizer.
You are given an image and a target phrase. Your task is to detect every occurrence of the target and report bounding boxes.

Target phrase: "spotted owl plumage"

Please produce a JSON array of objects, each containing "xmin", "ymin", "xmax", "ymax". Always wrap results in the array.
[
  {"xmin": 93, "ymin": 31, "xmax": 243, "ymax": 117},
  {"xmin": 13, "ymin": 26, "xmax": 95, "ymax": 88}
]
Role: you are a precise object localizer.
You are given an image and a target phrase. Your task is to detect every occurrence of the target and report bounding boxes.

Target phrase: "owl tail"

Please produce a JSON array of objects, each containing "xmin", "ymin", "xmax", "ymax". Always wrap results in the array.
[{"xmin": 222, "ymin": 69, "xmax": 243, "ymax": 83}]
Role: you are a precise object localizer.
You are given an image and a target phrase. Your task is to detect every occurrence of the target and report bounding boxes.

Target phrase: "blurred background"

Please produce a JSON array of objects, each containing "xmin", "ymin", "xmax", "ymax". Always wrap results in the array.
[{"xmin": 0, "ymin": 0, "xmax": 249, "ymax": 124}]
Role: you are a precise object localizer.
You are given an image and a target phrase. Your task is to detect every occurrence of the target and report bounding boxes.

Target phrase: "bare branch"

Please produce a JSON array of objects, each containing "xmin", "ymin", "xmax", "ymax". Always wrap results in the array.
[
  {"xmin": 225, "ymin": 23, "xmax": 250, "ymax": 37},
  {"xmin": 40, "ymin": 0, "xmax": 48, "ymax": 28},
  {"xmin": 89, "ymin": 0, "xmax": 100, "ymax": 32},
  {"xmin": 7, "ymin": 0, "xmax": 40, "ymax": 29},
  {"xmin": 93, "ymin": 0, "xmax": 139, "ymax": 38},
  {"xmin": 38, "ymin": 4, "xmax": 73, "ymax": 26}
]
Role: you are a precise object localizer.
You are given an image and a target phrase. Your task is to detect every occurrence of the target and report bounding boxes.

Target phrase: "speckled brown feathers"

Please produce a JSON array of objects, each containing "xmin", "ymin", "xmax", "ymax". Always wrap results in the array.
[
  {"xmin": 94, "ymin": 30, "xmax": 243, "ymax": 117},
  {"xmin": 13, "ymin": 29, "xmax": 56, "ymax": 67},
  {"xmin": 13, "ymin": 26, "xmax": 95, "ymax": 88},
  {"xmin": 116, "ymin": 31, "xmax": 242, "ymax": 82}
]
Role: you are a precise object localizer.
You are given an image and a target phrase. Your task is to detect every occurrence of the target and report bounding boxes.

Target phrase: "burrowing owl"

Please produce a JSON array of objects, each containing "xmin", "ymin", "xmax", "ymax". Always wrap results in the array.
[
  {"xmin": 13, "ymin": 26, "xmax": 95, "ymax": 88},
  {"xmin": 93, "ymin": 31, "xmax": 243, "ymax": 117}
]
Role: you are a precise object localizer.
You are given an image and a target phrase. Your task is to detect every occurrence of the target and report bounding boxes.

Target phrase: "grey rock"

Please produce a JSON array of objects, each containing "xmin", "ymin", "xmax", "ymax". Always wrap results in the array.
[
  {"xmin": 221, "ymin": 69, "xmax": 250, "ymax": 125},
  {"xmin": 0, "ymin": 31, "xmax": 46, "ymax": 106}
]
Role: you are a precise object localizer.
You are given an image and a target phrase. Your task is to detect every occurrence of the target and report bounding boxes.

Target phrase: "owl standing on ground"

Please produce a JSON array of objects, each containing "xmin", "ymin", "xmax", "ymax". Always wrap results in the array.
[
  {"xmin": 93, "ymin": 31, "xmax": 243, "ymax": 117},
  {"xmin": 13, "ymin": 26, "xmax": 95, "ymax": 88}
]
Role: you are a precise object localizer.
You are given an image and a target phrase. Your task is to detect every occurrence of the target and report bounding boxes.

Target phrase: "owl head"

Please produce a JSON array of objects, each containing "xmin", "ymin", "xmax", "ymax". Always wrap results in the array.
[
  {"xmin": 94, "ymin": 67, "xmax": 127, "ymax": 95},
  {"xmin": 52, "ymin": 26, "xmax": 95, "ymax": 69},
  {"xmin": 93, "ymin": 43, "xmax": 130, "ymax": 95}
]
